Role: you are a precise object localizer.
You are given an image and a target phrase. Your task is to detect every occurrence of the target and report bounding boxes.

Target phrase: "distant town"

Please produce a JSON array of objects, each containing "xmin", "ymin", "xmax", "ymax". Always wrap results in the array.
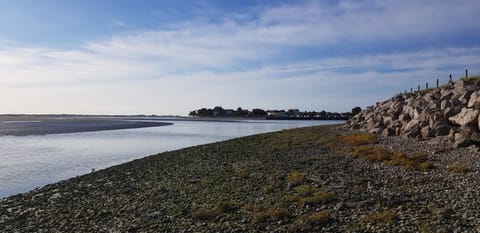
[{"xmin": 188, "ymin": 106, "xmax": 360, "ymax": 120}]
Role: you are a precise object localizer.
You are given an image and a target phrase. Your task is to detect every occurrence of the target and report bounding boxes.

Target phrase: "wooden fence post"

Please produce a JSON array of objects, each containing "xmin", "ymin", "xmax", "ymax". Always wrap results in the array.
[
  {"xmin": 466, "ymin": 69, "xmax": 468, "ymax": 78},
  {"xmin": 436, "ymin": 78, "xmax": 439, "ymax": 88},
  {"xmin": 418, "ymin": 85, "xmax": 420, "ymax": 92},
  {"xmin": 426, "ymin": 82, "xmax": 428, "ymax": 89}
]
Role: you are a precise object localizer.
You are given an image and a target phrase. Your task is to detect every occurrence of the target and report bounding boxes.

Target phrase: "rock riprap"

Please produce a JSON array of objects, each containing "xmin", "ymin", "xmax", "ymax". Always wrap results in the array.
[{"xmin": 346, "ymin": 79, "xmax": 480, "ymax": 147}]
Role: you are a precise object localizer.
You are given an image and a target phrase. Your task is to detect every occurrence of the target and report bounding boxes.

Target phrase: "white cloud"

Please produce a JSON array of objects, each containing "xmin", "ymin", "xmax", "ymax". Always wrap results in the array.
[{"xmin": 0, "ymin": 0, "xmax": 479, "ymax": 114}]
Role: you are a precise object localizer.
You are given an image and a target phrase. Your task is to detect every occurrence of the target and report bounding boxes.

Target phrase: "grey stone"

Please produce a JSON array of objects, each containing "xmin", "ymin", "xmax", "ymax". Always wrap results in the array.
[
  {"xmin": 448, "ymin": 108, "xmax": 479, "ymax": 127},
  {"xmin": 468, "ymin": 91, "xmax": 480, "ymax": 109}
]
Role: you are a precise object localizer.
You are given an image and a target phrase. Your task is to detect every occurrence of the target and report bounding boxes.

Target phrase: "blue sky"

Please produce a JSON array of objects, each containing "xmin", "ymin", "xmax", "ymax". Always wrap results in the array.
[{"xmin": 0, "ymin": 0, "xmax": 479, "ymax": 115}]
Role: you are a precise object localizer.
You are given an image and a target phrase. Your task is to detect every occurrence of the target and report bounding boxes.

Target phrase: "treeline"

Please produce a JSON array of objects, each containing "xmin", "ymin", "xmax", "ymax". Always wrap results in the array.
[
  {"xmin": 189, "ymin": 106, "xmax": 267, "ymax": 118},
  {"xmin": 189, "ymin": 106, "xmax": 360, "ymax": 120}
]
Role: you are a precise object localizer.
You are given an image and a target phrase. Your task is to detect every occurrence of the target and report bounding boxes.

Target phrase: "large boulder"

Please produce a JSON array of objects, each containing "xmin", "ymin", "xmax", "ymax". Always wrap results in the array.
[
  {"xmin": 448, "ymin": 108, "xmax": 479, "ymax": 127},
  {"xmin": 421, "ymin": 126, "xmax": 432, "ymax": 139},
  {"xmin": 454, "ymin": 79, "xmax": 466, "ymax": 93},
  {"xmin": 431, "ymin": 124, "xmax": 451, "ymax": 136},
  {"xmin": 381, "ymin": 127, "xmax": 396, "ymax": 137},
  {"xmin": 440, "ymin": 99, "xmax": 451, "ymax": 110},
  {"xmin": 346, "ymin": 79, "xmax": 480, "ymax": 147},
  {"xmin": 403, "ymin": 119, "xmax": 420, "ymax": 137},
  {"xmin": 459, "ymin": 91, "xmax": 473, "ymax": 105},
  {"xmin": 444, "ymin": 106, "xmax": 463, "ymax": 119},
  {"xmin": 453, "ymin": 127, "xmax": 477, "ymax": 147},
  {"xmin": 468, "ymin": 91, "xmax": 480, "ymax": 109}
]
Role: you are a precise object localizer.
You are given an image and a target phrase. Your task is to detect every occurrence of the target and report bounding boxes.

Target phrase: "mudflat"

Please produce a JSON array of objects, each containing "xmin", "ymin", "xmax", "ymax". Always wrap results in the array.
[{"xmin": 0, "ymin": 115, "xmax": 172, "ymax": 136}]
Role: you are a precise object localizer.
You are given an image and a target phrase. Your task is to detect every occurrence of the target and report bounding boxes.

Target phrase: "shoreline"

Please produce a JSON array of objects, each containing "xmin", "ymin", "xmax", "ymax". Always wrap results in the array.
[
  {"xmin": 1, "ymin": 125, "xmax": 479, "ymax": 232},
  {"xmin": 0, "ymin": 118, "xmax": 173, "ymax": 136}
]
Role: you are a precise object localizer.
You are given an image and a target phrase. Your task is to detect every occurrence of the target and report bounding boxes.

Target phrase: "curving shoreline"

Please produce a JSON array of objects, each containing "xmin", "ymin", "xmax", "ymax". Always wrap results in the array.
[
  {"xmin": 0, "ymin": 117, "xmax": 173, "ymax": 136},
  {"xmin": 1, "ymin": 125, "xmax": 480, "ymax": 232}
]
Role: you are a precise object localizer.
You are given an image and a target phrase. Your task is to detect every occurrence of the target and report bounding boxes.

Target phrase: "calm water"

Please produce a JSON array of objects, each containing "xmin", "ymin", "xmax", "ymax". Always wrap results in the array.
[{"xmin": 0, "ymin": 120, "xmax": 341, "ymax": 198}]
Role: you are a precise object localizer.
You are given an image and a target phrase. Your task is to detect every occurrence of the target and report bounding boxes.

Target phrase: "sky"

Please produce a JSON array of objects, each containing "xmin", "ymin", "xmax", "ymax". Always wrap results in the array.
[{"xmin": 0, "ymin": 0, "xmax": 479, "ymax": 115}]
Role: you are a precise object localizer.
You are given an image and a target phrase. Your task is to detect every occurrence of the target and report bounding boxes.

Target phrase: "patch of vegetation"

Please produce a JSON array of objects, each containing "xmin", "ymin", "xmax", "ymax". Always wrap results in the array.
[
  {"xmin": 363, "ymin": 147, "xmax": 391, "ymax": 162},
  {"xmin": 448, "ymin": 164, "xmax": 470, "ymax": 173},
  {"xmin": 339, "ymin": 133, "xmax": 375, "ymax": 146},
  {"xmin": 192, "ymin": 207, "xmax": 223, "ymax": 220},
  {"xmin": 293, "ymin": 184, "xmax": 314, "ymax": 196},
  {"xmin": 242, "ymin": 202, "xmax": 262, "ymax": 212},
  {"xmin": 388, "ymin": 152, "xmax": 417, "ymax": 169},
  {"xmin": 352, "ymin": 145, "xmax": 390, "ymax": 162},
  {"xmin": 235, "ymin": 169, "xmax": 250, "ymax": 179},
  {"xmin": 287, "ymin": 171, "xmax": 305, "ymax": 185},
  {"xmin": 288, "ymin": 185, "xmax": 335, "ymax": 205},
  {"xmin": 351, "ymin": 146, "xmax": 434, "ymax": 171},
  {"xmin": 364, "ymin": 210, "xmax": 396, "ymax": 224},
  {"xmin": 298, "ymin": 191, "xmax": 336, "ymax": 205},
  {"xmin": 192, "ymin": 201, "xmax": 239, "ymax": 220},
  {"xmin": 417, "ymin": 161, "xmax": 434, "ymax": 171},
  {"xmin": 461, "ymin": 75, "xmax": 480, "ymax": 84},
  {"xmin": 252, "ymin": 208, "xmax": 290, "ymax": 223},
  {"xmin": 216, "ymin": 201, "xmax": 239, "ymax": 213},
  {"xmin": 293, "ymin": 211, "xmax": 330, "ymax": 230},
  {"xmin": 418, "ymin": 222, "xmax": 435, "ymax": 233}
]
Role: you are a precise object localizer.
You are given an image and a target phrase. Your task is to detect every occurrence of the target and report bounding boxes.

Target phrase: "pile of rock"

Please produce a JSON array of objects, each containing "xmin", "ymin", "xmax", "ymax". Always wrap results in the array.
[{"xmin": 346, "ymin": 79, "xmax": 480, "ymax": 147}]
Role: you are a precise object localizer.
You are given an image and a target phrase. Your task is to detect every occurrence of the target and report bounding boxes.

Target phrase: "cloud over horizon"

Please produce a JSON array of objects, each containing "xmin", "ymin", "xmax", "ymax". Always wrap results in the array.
[{"xmin": 0, "ymin": 0, "xmax": 479, "ymax": 115}]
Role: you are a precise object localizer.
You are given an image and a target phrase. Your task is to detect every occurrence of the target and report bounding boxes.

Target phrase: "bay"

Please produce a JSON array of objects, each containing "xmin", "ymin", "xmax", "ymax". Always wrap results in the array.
[{"xmin": 0, "ymin": 119, "xmax": 341, "ymax": 198}]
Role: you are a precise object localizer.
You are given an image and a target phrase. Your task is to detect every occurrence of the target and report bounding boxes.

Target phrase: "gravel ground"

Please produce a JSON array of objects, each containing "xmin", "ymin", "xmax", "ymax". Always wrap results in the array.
[{"xmin": 1, "ymin": 125, "xmax": 479, "ymax": 232}]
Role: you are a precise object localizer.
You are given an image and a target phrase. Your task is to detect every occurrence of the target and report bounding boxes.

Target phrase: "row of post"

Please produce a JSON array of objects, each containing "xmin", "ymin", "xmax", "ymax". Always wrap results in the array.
[{"xmin": 402, "ymin": 69, "xmax": 469, "ymax": 95}]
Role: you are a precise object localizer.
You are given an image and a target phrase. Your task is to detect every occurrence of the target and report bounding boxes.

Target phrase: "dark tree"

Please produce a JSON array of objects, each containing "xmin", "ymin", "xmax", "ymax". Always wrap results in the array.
[
  {"xmin": 351, "ymin": 106, "xmax": 362, "ymax": 116},
  {"xmin": 213, "ymin": 106, "xmax": 226, "ymax": 117},
  {"xmin": 251, "ymin": 108, "xmax": 267, "ymax": 117},
  {"xmin": 197, "ymin": 108, "xmax": 211, "ymax": 117},
  {"xmin": 234, "ymin": 107, "xmax": 248, "ymax": 117}
]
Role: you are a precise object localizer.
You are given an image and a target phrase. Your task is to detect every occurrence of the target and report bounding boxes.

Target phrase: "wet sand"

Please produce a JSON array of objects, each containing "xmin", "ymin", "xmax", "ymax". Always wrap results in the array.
[{"xmin": 0, "ymin": 116, "xmax": 172, "ymax": 136}]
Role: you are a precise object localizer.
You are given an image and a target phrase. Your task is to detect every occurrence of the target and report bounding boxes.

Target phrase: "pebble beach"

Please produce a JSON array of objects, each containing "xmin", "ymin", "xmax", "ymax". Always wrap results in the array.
[{"xmin": 1, "ymin": 124, "xmax": 479, "ymax": 232}]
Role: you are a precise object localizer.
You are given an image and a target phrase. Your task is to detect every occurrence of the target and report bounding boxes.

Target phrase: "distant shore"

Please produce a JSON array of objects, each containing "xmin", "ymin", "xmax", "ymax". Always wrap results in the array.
[{"xmin": 0, "ymin": 116, "xmax": 172, "ymax": 136}]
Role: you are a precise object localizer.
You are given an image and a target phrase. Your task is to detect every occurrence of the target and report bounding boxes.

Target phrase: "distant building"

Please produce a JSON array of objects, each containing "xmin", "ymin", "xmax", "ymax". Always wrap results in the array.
[
  {"xmin": 267, "ymin": 110, "xmax": 287, "ymax": 118},
  {"xmin": 287, "ymin": 109, "xmax": 301, "ymax": 117},
  {"xmin": 224, "ymin": 109, "xmax": 234, "ymax": 117}
]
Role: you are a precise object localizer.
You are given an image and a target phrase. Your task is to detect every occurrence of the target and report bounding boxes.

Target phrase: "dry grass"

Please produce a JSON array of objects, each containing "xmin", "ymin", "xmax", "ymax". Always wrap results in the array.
[
  {"xmin": 298, "ymin": 191, "xmax": 336, "ymax": 205},
  {"xmin": 235, "ymin": 169, "xmax": 250, "ymax": 179},
  {"xmin": 192, "ymin": 207, "xmax": 222, "ymax": 220},
  {"xmin": 293, "ymin": 211, "xmax": 329, "ymax": 230},
  {"xmin": 418, "ymin": 223, "xmax": 435, "ymax": 233},
  {"xmin": 352, "ymin": 146, "xmax": 434, "ymax": 171},
  {"xmin": 448, "ymin": 164, "xmax": 470, "ymax": 173},
  {"xmin": 252, "ymin": 208, "xmax": 290, "ymax": 223},
  {"xmin": 192, "ymin": 201, "xmax": 239, "ymax": 220},
  {"xmin": 353, "ymin": 146, "xmax": 391, "ymax": 162},
  {"xmin": 287, "ymin": 171, "xmax": 305, "ymax": 185},
  {"xmin": 461, "ymin": 75, "xmax": 480, "ymax": 84},
  {"xmin": 417, "ymin": 161, "xmax": 434, "ymax": 171},
  {"xmin": 339, "ymin": 133, "xmax": 375, "ymax": 146},
  {"xmin": 364, "ymin": 210, "xmax": 396, "ymax": 223},
  {"xmin": 289, "ymin": 186, "xmax": 335, "ymax": 205},
  {"xmin": 388, "ymin": 152, "xmax": 416, "ymax": 168},
  {"xmin": 293, "ymin": 185, "xmax": 314, "ymax": 196},
  {"xmin": 363, "ymin": 147, "xmax": 391, "ymax": 162},
  {"xmin": 216, "ymin": 201, "xmax": 238, "ymax": 213},
  {"xmin": 242, "ymin": 202, "xmax": 262, "ymax": 212}
]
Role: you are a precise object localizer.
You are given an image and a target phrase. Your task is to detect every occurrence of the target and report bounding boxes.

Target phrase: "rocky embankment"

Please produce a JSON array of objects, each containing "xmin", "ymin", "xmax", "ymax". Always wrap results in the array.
[
  {"xmin": 346, "ymin": 78, "xmax": 480, "ymax": 147},
  {"xmin": 1, "ymin": 125, "xmax": 480, "ymax": 232}
]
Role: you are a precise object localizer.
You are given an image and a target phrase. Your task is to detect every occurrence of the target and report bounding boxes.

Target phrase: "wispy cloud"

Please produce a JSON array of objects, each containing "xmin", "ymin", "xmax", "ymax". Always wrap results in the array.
[{"xmin": 0, "ymin": 0, "xmax": 479, "ymax": 114}]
